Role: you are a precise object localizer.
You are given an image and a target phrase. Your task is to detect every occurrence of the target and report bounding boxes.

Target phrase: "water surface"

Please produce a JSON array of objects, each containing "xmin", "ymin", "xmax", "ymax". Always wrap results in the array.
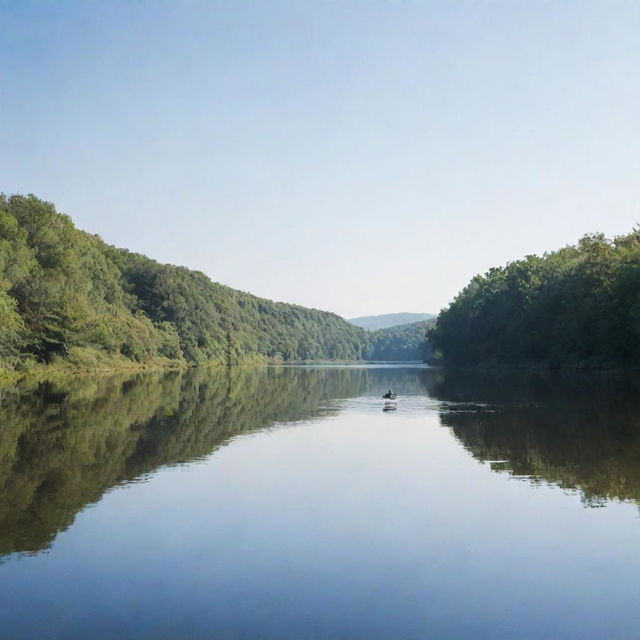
[{"xmin": 1, "ymin": 365, "xmax": 640, "ymax": 639}]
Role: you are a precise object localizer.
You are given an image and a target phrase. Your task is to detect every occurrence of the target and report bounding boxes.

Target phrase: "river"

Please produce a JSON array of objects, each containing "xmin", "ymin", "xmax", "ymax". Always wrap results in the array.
[{"xmin": 1, "ymin": 365, "xmax": 639, "ymax": 639}]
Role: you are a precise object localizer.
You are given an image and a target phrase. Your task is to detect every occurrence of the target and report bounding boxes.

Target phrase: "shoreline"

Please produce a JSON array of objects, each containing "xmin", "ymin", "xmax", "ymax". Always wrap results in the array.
[{"xmin": 0, "ymin": 357, "xmax": 432, "ymax": 388}]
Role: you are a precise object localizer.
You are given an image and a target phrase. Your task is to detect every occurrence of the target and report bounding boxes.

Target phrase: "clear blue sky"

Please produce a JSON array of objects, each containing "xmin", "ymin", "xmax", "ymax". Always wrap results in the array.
[{"xmin": 1, "ymin": 1, "xmax": 639, "ymax": 317}]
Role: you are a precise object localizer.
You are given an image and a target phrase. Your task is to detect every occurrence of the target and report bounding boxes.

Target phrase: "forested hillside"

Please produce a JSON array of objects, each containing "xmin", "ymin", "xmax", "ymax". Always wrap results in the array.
[
  {"xmin": 368, "ymin": 320, "xmax": 435, "ymax": 361},
  {"xmin": 0, "ymin": 195, "xmax": 370, "ymax": 373},
  {"xmin": 349, "ymin": 312, "xmax": 434, "ymax": 331},
  {"xmin": 429, "ymin": 230, "xmax": 640, "ymax": 368}
]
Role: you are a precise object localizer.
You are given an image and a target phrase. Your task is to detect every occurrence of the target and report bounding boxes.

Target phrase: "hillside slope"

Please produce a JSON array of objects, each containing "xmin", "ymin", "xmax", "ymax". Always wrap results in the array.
[
  {"xmin": 368, "ymin": 319, "xmax": 435, "ymax": 361},
  {"xmin": 348, "ymin": 312, "xmax": 435, "ymax": 331},
  {"xmin": 0, "ymin": 195, "xmax": 369, "ymax": 372}
]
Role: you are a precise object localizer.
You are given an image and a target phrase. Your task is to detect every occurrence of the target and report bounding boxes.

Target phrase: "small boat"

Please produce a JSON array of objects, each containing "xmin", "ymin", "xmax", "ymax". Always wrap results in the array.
[{"xmin": 382, "ymin": 392, "xmax": 397, "ymax": 400}]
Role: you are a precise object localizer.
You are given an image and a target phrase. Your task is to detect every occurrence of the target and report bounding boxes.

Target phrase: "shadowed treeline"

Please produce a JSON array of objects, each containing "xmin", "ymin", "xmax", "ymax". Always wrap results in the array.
[
  {"xmin": 431, "ymin": 369, "xmax": 640, "ymax": 507},
  {"xmin": 429, "ymin": 231, "xmax": 640, "ymax": 368},
  {"xmin": 368, "ymin": 320, "xmax": 435, "ymax": 361}
]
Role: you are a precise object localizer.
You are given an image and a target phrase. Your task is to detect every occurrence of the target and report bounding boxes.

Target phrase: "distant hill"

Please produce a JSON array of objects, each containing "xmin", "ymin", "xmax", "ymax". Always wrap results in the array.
[
  {"xmin": 348, "ymin": 313, "xmax": 435, "ymax": 331},
  {"xmin": 368, "ymin": 319, "xmax": 436, "ymax": 361}
]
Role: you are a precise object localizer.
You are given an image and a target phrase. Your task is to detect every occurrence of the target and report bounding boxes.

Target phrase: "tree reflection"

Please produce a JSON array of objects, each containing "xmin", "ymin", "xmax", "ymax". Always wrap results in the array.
[
  {"xmin": 0, "ymin": 367, "xmax": 366, "ymax": 557},
  {"xmin": 0, "ymin": 365, "xmax": 434, "ymax": 558},
  {"xmin": 432, "ymin": 369, "xmax": 640, "ymax": 507},
  {"xmin": 7, "ymin": 364, "xmax": 635, "ymax": 560}
]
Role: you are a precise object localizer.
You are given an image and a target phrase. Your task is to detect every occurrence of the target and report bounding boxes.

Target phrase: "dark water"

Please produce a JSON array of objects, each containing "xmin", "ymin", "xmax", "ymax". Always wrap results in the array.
[{"xmin": 1, "ymin": 365, "xmax": 640, "ymax": 639}]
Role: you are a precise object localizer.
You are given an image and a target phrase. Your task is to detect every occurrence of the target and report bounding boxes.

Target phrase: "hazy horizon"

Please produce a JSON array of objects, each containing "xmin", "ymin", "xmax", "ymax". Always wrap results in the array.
[{"xmin": 2, "ymin": 1, "xmax": 638, "ymax": 317}]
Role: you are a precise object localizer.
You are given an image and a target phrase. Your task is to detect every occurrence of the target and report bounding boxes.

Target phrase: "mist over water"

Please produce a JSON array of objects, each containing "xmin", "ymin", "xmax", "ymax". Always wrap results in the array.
[{"xmin": 2, "ymin": 365, "xmax": 640, "ymax": 639}]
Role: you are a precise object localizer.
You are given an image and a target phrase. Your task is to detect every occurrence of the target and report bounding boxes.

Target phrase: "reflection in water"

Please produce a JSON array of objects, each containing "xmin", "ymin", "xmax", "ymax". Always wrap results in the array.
[
  {"xmin": 0, "ymin": 365, "xmax": 433, "ymax": 558},
  {"xmin": 3, "ymin": 365, "xmax": 640, "ymax": 560},
  {"xmin": 431, "ymin": 369, "xmax": 640, "ymax": 507},
  {"xmin": 3, "ymin": 366, "xmax": 640, "ymax": 639}
]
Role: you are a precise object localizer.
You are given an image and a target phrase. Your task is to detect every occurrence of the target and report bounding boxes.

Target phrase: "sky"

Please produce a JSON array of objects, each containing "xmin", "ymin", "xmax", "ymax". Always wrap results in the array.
[{"xmin": 1, "ymin": 1, "xmax": 639, "ymax": 318}]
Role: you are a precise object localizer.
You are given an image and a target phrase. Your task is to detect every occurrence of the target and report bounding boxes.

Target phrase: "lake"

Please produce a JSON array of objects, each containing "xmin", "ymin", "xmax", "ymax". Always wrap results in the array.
[{"xmin": 1, "ymin": 365, "xmax": 640, "ymax": 639}]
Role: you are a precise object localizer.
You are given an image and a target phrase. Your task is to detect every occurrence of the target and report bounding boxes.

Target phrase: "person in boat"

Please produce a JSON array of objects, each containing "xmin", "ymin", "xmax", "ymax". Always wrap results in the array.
[{"xmin": 383, "ymin": 389, "xmax": 396, "ymax": 399}]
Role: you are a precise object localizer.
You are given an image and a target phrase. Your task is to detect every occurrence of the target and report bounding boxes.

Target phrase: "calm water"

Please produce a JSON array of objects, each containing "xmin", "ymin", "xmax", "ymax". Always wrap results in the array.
[{"xmin": 2, "ymin": 365, "xmax": 640, "ymax": 639}]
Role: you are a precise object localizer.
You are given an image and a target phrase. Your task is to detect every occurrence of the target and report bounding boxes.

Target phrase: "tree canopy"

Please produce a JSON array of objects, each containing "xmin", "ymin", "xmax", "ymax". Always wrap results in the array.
[
  {"xmin": 368, "ymin": 320, "xmax": 435, "ymax": 361},
  {"xmin": 0, "ymin": 195, "xmax": 429, "ymax": 372},
  {"xmin": 429, "ymin": 230, "xmax": 640, "ymax": 368}
]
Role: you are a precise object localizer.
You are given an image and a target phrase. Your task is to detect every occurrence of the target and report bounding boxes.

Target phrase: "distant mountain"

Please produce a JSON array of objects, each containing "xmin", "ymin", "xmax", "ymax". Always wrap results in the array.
[{"xmin": 348, "ymin": 312, "xmax": 436, "ymax": 331}]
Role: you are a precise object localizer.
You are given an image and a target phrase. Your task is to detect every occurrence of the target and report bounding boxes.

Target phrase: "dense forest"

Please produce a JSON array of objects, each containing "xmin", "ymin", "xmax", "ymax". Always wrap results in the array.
[
  {"xmin": 0, "ymin": 195, "xmax": 428, "ymax": 374},
  {"xmin": 429, "ymin": 230, "xmax": 640, "ymax": 368},
  {"xmin": 368, "ymin": 319, "xmax": 435, "ymax": 361}
]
